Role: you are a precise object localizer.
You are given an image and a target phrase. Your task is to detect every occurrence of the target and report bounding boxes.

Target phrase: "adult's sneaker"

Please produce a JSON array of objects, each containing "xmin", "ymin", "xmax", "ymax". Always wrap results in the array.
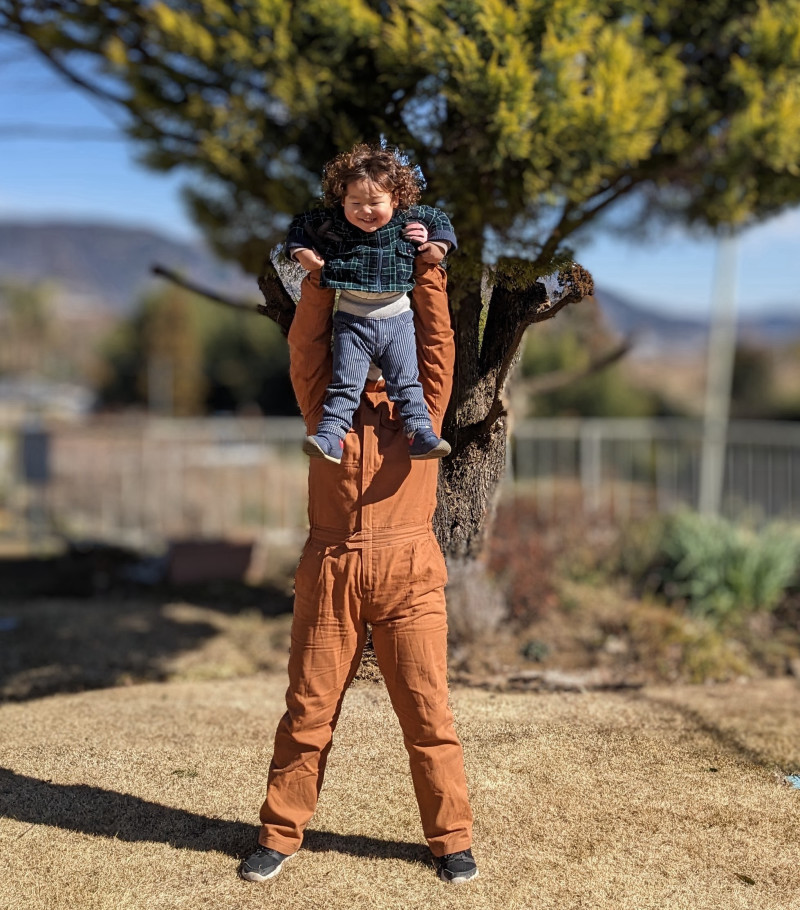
[
  {"xmin": 239, "ymin": 845, "xmax": 294, "ymax": 882},
  {"xmin": 408, "ymin": 427, "xmax": 451, "ymax": 460},
  {"xmin": 433, "ymin": 848, "xmax": 479, "ymax": 883}
]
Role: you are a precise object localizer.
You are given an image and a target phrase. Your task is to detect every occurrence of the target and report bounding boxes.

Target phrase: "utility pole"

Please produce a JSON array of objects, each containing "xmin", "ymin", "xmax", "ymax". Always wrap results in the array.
[{"xmin": 698, "ymin": 232, "xmax": 739, "ymax": 516}]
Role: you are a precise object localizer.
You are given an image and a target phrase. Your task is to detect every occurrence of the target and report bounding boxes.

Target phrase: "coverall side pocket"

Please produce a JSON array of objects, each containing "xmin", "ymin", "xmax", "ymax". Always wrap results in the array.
[
  {"xmin": 293, "ymin": 541, "xmax": 327, "ymax": 610},
  {"xmin": 409, "ymin": 535, "xmax": 449, "ymax": 598}
]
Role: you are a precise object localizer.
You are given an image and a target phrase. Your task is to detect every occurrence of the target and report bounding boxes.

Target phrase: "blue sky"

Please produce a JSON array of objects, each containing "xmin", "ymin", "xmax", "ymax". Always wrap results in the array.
[{"xmin": 1, "ymin": 34, "xmax": 799, "ymax": 318}]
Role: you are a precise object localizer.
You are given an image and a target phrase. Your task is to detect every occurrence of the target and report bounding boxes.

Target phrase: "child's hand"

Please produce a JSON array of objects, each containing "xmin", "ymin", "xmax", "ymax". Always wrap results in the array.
[
  {"xmin": 293, "ymin": 248, "xmax": 326, "ymax": 270},
  {"xmin": 417, "ymin": 240, "xmax": 449, "ymax": 264},
  {"xmin": 402, "ymin": 222, "xmax": 429, "ymax": 246}
]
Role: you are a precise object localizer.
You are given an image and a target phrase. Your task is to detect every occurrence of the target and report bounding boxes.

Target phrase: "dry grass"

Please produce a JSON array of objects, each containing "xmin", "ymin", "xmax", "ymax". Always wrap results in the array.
[{"xmin": 2, "ymin": 671, "xmax": 799, "ymax": 910}]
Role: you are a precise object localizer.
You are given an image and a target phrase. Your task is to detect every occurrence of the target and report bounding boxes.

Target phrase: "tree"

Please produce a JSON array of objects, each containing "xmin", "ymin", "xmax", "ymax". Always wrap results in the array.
[
  {"xmin": 0, "ymin": 279, "xmax": 53, "ymax": 375},
  {"xmin": 5, "ymin": 1, "xmax": 800, "ymax": 556},
  {"xmin": 96, "ymin": 284, "xmax": 293, "ymax": 415}
]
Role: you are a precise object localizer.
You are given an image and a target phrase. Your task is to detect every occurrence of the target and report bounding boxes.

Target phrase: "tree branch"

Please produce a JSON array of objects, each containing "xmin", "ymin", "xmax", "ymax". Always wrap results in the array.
[
  {"xmin": 20, "ymin": 33, "xmax": 203, "ymax": 150},
  {"xmin": 532, "ymin": 175, "xmax": 640, "ymax": 272},
  {"xmin": 151, "ymin": 264, "xmax": 258, "ymax": 310},
  {"xmin": 152, "ymin": 260, "xmax": 296, "ymax": 335},
  {"xmin": 256, "ymin": 262, "xmax": 296, "ymax": 335},
  {"xmin": 478, "ymin": 263, "xmax": 594, "ymax": 434},
  {"xmin": 521, "ymin": 337, "xmax": 632, "ymax": 397}
]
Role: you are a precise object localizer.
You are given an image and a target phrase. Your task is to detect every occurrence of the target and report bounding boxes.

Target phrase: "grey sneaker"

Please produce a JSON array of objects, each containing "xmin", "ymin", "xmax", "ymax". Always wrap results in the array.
[
  {"xmin": 433, "ymin": 847, "xmax": 479, "ymax": 883},
  {"xmin": 303, "ymin": 432, "xmax": 344, "ymax": 464},
  {"xmin": 408, "ymin": 427, "xmax": 451, "ymax": 460},
  {"xmin": 239, "ymin": 845, "xmax": 294, "ymax": 882}
]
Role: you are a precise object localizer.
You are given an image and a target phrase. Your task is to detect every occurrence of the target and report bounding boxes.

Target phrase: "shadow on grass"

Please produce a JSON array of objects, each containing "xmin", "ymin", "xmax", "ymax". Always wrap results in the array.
[
  {"xmin": 0, "ymin": 548, "xmax": 294, "ymax": 703},
  {"xmin": 629, "ymin": 691, "xmax": 782, "ymax": 770},
  {"xmin": 0, "ymin": 768, "xmax": 429, "ymax": 865}
]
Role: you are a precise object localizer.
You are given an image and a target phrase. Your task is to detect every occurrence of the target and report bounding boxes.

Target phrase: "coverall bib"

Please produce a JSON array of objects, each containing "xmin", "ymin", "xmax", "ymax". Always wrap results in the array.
[{"xmin": 257, "ymin": 262, "xmax": 474, "ymax": 858}]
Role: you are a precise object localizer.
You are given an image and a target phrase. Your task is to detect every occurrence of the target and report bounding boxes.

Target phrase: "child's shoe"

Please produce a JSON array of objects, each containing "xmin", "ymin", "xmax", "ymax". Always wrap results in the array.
[
  {"xmin": 408, "ymin": 427, "xmax": 451, "ymax": 460},
  {"xmin": 303, "ymin": 432, "xmax": 344, "ymax": 464}
]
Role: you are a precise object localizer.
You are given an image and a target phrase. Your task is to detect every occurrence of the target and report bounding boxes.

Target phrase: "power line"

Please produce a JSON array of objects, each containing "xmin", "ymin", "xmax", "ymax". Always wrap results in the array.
[{"xmin": 0, "ymin": 123, "xmax": 124, "ymax": 141}]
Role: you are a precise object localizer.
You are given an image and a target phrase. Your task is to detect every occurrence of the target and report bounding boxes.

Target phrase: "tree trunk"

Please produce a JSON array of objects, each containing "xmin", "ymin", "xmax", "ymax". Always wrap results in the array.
[
  {"xmin": 434, "ymin": 416, "xmax": 509, "ymax": 559},
  {"xmin": 431, "ymin": 263, "xmax": 593, "ymax": 561}
]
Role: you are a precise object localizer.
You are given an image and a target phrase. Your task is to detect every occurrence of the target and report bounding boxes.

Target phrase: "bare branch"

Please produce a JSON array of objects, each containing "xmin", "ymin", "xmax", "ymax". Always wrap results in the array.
[
  {"xmin": 151, "ymin": 264, "xmax": 258, "ymax": 312},
  {"xmin": 25, "ymin": 38, "xmax": 130, "ymax": 116},
  {"xmin": 532, "ymin": 175, "xmax": 640, "ymax": 273},
  {"xmin": 152, "ymin": 261, "xmax": 296, "ymax": 335},
  {"xmin": 21, "ymin": 36, "xmax": 201, "ymax": 149},
  {"xmin": 521, "ymin": 337, "xmax": 632, "ymax": 397}
]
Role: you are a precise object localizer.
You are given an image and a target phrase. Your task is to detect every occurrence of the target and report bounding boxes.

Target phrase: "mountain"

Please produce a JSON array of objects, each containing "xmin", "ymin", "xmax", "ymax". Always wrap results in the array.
[
  {"xmin": 593, "ymin": 287, "xmax": 707, "ymax": 350},
  {"xmin": 0, "ymin": 220, "xmax": 258, "ymax": 314},
  {"xmin": 0, "ymin": 220, "xmax": 798, "ymax": 347},
  {"xmin": 595, "ymin": 287, "xmax": 800, "ymax": 351}
]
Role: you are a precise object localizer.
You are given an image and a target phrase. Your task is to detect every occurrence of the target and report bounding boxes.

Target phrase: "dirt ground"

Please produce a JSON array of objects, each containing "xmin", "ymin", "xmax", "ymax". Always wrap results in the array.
[{"xmin": 2, "ymin": 670, "xmax": 799, "ymax": 910}]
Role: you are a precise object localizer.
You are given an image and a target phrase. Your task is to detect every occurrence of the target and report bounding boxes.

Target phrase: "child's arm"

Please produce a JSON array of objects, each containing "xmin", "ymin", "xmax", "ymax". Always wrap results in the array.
[
  {"xmin": 285, "ymin": 211, "xmax": 329, "ymax": 270},
  {"xmin": 410, "ymin": 260, "xmax": 455, "ymax": 434},
  {"xmin": 406, "ymin": 205, "xmax": 457, "ymax": 266},
  {"xmin": 403, "ymin": 222, "xmax": 451, "ymax": 264}
]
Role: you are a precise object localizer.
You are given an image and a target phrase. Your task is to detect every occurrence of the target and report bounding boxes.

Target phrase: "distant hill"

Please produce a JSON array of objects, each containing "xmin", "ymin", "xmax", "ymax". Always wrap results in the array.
[
  {"xmin": 1, "ymin": 220, "xmax": 798, "ymax": 347},
  {"xmin": 593, "ymin": 287, "xmax": 708, "ymax": 351},
  {"xmin": 595, "ymin": 286, "xmax": 800, "ymax": 351},
  {"xmin": 0, "ymin": 220, "xmax": 258, "ymax": 314}
]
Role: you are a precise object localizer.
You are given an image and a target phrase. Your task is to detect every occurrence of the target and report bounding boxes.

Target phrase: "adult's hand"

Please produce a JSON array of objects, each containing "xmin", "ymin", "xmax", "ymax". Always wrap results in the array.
[
  {"xmin": 294, "ymin": 248, "xmax": 326, "ymax": 270},
  {"xmin": 416, "ymin": 240, "xmax": 449, "ymax": 264}
]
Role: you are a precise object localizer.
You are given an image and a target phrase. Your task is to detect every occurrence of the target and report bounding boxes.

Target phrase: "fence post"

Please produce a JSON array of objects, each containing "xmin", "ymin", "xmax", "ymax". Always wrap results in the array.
[
  {"xmin": 580, "ymin": 422, "xmax": 602, "ymax": 513},
  {"xmin": 699, "ymin": 234, "xmax": 739, "ymax": 516}
]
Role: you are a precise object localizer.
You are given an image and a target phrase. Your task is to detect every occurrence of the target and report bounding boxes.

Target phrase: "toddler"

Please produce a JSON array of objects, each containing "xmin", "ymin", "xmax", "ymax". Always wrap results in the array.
[{"xmin": 286, "ymin": 142, "xmax": 455, "ymax": 463}]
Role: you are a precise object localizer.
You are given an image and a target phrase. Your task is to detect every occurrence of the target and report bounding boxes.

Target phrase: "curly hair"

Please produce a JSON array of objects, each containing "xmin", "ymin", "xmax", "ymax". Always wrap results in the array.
[{"xmin": 321, "ymin": 142, "xmax": 422, "ymax": 211}]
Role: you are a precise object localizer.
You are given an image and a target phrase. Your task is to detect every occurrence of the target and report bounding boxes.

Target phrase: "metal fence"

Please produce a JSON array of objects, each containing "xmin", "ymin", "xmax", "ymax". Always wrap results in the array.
[
  {"xmin": 511, "ymin": 418, "xmax": 800, "ymax": 522},
  {"xmin": 2, "ymin": 416, "xmax": 799, "ymax": 551},
  {"xmin": 1, "ymin": 416, "xmax": 309, "ymax": 552}
]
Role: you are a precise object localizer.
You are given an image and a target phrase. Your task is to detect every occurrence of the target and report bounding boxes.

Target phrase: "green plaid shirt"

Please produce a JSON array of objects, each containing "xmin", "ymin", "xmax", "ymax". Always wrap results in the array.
[{"xmin": 286, "ymin": 204, "xmax": 457, "ymax": 293}]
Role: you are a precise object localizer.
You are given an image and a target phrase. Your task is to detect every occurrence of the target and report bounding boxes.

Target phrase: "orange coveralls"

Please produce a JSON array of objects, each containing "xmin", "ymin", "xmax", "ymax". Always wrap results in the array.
[{"xmin": 257, "ymin": 261, "xmax": 474, "ymax": 858}]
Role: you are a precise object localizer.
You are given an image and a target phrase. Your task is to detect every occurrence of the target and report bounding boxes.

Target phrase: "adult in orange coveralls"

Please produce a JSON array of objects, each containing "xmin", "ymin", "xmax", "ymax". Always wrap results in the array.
[{"xmin": 240, "ymin": 259, "xmax": 477, "ymax": 884}]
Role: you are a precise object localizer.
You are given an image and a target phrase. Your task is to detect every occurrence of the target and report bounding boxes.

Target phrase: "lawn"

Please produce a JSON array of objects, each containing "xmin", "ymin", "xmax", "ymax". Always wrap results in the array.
[{"xmin": 2, "ymin": 668, "xmax": 799, "ymax": 910}]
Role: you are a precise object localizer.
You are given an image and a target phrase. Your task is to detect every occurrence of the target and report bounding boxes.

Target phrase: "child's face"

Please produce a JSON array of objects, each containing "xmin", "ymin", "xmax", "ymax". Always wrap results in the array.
[{"xmin": 342, "ymin": 179, "xmax": 397, "ymax": 232}]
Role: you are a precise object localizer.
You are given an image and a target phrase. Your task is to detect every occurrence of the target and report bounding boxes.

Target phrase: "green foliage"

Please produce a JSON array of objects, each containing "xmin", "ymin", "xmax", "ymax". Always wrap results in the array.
[
  {"xmin": 198, "ymin": 304, "xmax": 294, "ymax": 415},
  {"xmin": 651, "ymin": 511, "xmax": 800, "ymax": 623},
  {"xmin": 4, "ymin": 1, "xmax": 800, "ymax": 274},
  {"xmin": 96, "ymin": 289, "xmax": 294, "ymax": 415},
  {"xmin": 533, "ymin": 368, "xmax": 657, "ymax": 418}
]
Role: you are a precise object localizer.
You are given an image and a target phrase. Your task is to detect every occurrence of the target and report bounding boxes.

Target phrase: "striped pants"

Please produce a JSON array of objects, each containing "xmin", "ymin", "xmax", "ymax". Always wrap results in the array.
[{"xmin": 317, "ymin": 309, "xmax": 432, "ymax": 439}]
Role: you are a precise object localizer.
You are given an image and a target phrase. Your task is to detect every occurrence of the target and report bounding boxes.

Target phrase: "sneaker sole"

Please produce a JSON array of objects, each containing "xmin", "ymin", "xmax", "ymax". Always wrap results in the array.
[
  {"xmin": 409, "ymin": 440, "xmax": 452, "ymax": 460},
  {"xmin": 437, "ymin": 867, "xmax": 480, "ymax": 884},
  {"xmin": 302, "ymin": 437, "xmax": 342, "ymax": 464},
  {"xmin": 239, "ymin": 851, "xmax": 294, "ymax": 883}
]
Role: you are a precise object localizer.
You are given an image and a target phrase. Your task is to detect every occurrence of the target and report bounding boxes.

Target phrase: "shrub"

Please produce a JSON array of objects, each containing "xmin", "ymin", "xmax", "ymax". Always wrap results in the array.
[{"xmin": 649, "ymin": 512, "xmax": 800, "ymax": 624}]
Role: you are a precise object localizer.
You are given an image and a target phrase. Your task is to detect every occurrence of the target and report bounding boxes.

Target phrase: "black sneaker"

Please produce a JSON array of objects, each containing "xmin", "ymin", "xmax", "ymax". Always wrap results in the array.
[
  {"xmin": 239, "ymin": 845, "xmax": 294, "ymax": 882},
  {"xmin": 433, "ymin": 848, "xmax": 479, "ymax": 883}
]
